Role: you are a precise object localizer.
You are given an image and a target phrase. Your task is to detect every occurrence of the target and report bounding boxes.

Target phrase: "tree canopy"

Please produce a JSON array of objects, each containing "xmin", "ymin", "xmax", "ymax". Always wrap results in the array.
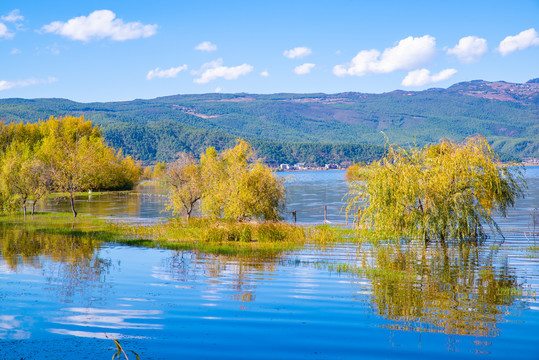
[
  {"xmin": 346, "ymin": 136, "xmax": 526, "ymax": 242},
  {"xmin": 167, "ymin": 140, "xmax": 286, "ymax": 222},
  {"xmin": 0, "ymin": 116, "xmax": 142, "ymax": 216}
]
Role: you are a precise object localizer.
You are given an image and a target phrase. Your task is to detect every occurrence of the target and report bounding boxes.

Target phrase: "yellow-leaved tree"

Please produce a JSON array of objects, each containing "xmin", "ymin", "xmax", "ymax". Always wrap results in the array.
[
  {"xmin": 38, "ymin": 117, "xmax": 105, "ymax": 217},
  {"xmin": 168, "ymin": 140, "xmax": 285, "ymax": 221},
  {"xmin": 166, "ymin": 153, "xmax": 203, "ymax": 220},
  {"xmin": 36, "ymin": 116, "xmax": 141, "ymax": 217},
  {"xmin": 0, "ymin": 116, "xmax": 141, "ymax": 217},
  {"xmin": 0, "ymin": 141, "xmax": 51, "ymax": 215},
  {"xmin": 346, "ymin": 136, "xmax": 526, "ymax": 242}
]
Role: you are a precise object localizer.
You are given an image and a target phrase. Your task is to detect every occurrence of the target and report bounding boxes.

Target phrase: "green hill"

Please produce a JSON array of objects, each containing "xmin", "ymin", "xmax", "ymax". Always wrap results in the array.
[{"xmin": 0, "ymin": 78, "xmax": 537, "ymax": 163}]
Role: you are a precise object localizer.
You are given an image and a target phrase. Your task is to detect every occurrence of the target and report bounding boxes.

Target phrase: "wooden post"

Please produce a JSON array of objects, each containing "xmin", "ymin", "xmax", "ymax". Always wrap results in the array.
[
  {"xmin": 324, "ymin": 205, "xmax": 327, "ymax": 224},
  {"xmin": 292, "ymin": 211, "xmax": 297, "ymax": 223}
]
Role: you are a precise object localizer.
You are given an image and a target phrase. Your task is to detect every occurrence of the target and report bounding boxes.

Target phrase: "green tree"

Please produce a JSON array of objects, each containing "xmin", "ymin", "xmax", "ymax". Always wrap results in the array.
[
  {"xmin": 38, "ymin": 116, "xmax": 111, "ymax": 217},
  {"xmin": 152, "ymin": 162, "xmax": 167, "ymax": 180},
  {"xmin": 0, "ymin": 116, "xmax": 141, "ymax": 217},
  {"xmin": 346, "ymin": 136, "xmax": 526, "ymax": 242},
  {"xmin": 26, "ymin": 159, "xmax": 53, "ymax": 215},
  {"xmin": 91, "ymin": 147, "xmax": 141, "ymax": 191},
  {"xmin": 199, "ymin": 139, "xmax": 285, "ymax": 221},
  {"xmin": 166, "ymin": 153, "xmax": 203, "ymax": 221},
  {"xmin": 0, "ymin": 141, "xmax": 35, "ymax": 215}
]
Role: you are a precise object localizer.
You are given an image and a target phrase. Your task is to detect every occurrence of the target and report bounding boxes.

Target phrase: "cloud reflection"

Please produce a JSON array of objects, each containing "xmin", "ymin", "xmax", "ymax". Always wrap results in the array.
[
  {"xmin": 0, "ymin": 315, "xmax": 31, "ymax": 340},
  {"xmin": 48, "ymin": 307, "xmax": 163, "ymax": 339}
]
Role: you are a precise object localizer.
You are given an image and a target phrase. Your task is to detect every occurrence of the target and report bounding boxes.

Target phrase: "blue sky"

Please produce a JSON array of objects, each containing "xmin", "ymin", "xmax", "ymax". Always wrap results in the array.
[{"xmin": 1, "ymin": 0, "xmax": 538, "ymax": 102}]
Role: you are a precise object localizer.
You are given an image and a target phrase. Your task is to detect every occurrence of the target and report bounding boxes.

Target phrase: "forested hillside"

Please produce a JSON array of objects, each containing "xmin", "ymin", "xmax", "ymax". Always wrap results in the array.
[{"xmin": 0, "ymin": 78, "xmax": 537, "ymax": 163}]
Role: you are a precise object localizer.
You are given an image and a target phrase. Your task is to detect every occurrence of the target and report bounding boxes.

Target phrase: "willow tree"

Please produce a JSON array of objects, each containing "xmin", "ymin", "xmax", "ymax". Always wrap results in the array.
[{"xmin": 346, "ymin": 136, "xmax": 526, "ymax": 242}]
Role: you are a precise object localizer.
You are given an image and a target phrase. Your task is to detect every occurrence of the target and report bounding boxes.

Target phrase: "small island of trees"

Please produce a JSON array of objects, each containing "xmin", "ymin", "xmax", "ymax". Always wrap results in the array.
[{"xmin": 0, "ymin": 116, "xmax": 141, "ymax": 217}]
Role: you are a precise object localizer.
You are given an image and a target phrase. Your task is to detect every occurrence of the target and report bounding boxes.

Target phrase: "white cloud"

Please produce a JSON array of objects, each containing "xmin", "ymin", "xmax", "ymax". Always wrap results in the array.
[
  {"xmin": 41, "ymin": 10, "xmax": 157, "ymax": 42},
  {"xmin": 283, "ymin": 46, "xmax": 312, "ymax": 59},
  {"xmin": 215, "ymin": 87, "xmax": 222, "ymax": 93},
  {"xmin": 260, "ymin": 70, "xmax": 269, "ymax": 77},
  {"xmin": 10, "ymin": 48, "xmax": 20, "ymax": 55},
  {"xmin": 195, "ymin": 41, "xmax": 217, "ymax": 52},
  {"xmin": 0, "ymin": 23, "xmax": 14, "ymax": 39},
  {"xmin": 401, "ymin": 68, "xmax": 457, "ymax": 87},
  {"xmin": 193, "ymin": 58, "xmax": 253, "ymax": 84},
  {"xmin": 1, "ymin": 9, "xmax": 24, "ymax": 23},
  {"xmin": 146, "ymin": 65, "xmax": 188, "ymax": 80},
  {"xmin": 447, "ymin": 36, "xmax": 488, "ymax": 63},
  {"xmin": 0, "ymin": 77, "xmax": 58, "ymax": 91},
  {"xmin": 46, "ymin": 44, "xmax": 62, "ymax": 55},
  {"xmin": 294, "ymin": 63, "xmax": 315, "ymax": 75},
  {"xmin": 333, "ymin": 35, "xmax": 436, "ymax": 77},
  {"xmin": 498, "ymin": 28, "xmax": 539, "ymax": 56}
]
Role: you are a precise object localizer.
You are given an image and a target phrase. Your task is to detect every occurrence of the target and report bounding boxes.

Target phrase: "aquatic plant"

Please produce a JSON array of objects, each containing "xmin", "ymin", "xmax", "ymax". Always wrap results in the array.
[{"xmin": 105, "ymin": 334, "xmax": 140, "ymax": 360}]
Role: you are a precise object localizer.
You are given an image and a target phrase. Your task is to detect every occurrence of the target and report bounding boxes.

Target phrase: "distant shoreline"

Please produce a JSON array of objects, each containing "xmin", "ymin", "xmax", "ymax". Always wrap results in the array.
[{"xmin": 276, "ymin": 168, "xmax": 345, "ymax": 172}]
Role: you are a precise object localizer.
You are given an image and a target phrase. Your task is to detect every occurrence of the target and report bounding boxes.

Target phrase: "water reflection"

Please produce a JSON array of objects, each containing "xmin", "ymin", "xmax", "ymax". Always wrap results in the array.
[
  {"xmin": 158, "ymin": 251, "xmax": 279, "ymax": 303},
  {"xmin": 37, "ymin": 183, "xmax": 171, "ymax": 223},
  {"xmin": 48, "ymin": 306, "xmax": 163, "ymax": 339},
  {"xmin": 355, "ymin": 241, "xmax": 524, "ymax": 337},
  {"xmin": 0, "ymin": 315, "xmax": 30, "ymax": 340},
  {"xmin": 0, "ymin": 226, "xmax": 110, "ymax": 300}
]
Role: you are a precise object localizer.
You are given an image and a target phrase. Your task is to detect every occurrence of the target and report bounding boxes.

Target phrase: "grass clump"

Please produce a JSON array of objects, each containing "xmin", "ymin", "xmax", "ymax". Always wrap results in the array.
[{"xmin": 113, "ymin": 217, "xmax": 306, "ymax": 257}]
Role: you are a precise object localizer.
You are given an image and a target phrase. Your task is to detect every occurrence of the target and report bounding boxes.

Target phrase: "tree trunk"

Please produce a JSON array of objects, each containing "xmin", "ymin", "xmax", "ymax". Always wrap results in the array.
[
  {"xmin": 70, "ymin": 192, "xmax": 77, "ymax": 217},
  {"xmin": 31, "ymin": 201, "xmax": 36, "ymax": 215}
]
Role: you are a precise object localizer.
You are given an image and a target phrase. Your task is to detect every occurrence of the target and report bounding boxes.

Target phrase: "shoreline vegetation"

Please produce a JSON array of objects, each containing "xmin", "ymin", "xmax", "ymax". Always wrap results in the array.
[
  {"xmin": 0, "ymin": 117, "xmax": 529, "ymax": 259},
  {"xmin": 0, "ymin": 212, "xmax": 358, "ymax": 258},
  {"xmin": 0, "ymin": 116, "xmax": 141, "ymax": 217}
]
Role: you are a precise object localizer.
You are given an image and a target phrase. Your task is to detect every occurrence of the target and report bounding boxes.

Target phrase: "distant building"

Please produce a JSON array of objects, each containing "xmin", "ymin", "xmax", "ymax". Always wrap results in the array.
[
  {"xmin": 324, "ymin": 164, "xmax": 340, "ymax": 169},
  {"xmin": 523, "ymin": 158, "xmax": 539, "ymax": 165},
  {"xmin": 280, "ymin": 164, "xmax": 290, "ymax": 170}
]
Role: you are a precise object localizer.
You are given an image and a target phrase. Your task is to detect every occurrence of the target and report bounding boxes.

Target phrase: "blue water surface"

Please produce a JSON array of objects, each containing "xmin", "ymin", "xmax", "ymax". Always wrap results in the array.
[{"xmin": 1, "ymin": 169, "xmax": 538, "ymax": 359}]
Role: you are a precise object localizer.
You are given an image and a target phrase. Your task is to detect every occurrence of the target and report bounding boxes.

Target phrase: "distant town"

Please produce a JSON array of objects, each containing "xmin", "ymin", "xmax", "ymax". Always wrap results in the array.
[
  {"xmin": 522, "ymin": 158, "xmax": 539, "ymax": 166},
  {"xmin": 278, "ymin": 163, "xmax": 343, "ymax": 171}
]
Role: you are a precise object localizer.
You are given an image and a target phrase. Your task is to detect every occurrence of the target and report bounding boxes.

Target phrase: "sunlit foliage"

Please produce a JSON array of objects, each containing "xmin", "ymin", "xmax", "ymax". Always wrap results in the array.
[
  {"xmin": 166, "ymin": 153, "xmax": 202, "ymax": 220},
  {"xmin": 0, "ymin": 116, "xmax": 142, "ymax": 217},
  {"xmin": 199, "ymin": 139, "xmax": 286, "ymax": 221},
  {"xmin": 152, "ymin": 161, "xmax": 167, "ymax": 180},
  {"xmin": 346, "ymin": 136, "xmax": 526, "ymax": 242},
  {"xmin": 166, "ymin": 140, "xmax": 285, "ymax": 221},
  {"xmin": 0, "ymin": 141, "xmax": 52, "ymax": 215}
]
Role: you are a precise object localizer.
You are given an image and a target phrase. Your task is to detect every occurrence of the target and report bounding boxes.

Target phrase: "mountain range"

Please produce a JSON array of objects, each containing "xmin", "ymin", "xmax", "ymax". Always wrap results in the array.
[{"xmin": 0, "ymin": 78, "xmax": 537, "ymax": 164}]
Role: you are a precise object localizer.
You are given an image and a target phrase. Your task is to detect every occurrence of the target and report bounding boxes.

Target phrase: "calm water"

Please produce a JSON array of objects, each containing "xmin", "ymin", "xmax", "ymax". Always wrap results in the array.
[{"xmin": 1, "ymin": 169, "xmax": 538, "ymax": 359}]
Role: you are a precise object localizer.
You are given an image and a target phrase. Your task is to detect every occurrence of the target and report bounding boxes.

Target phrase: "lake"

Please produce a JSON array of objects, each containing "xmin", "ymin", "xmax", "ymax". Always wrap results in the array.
[{"xmin": 1, "ymin": 169, "xmax": 538, "ymax": 359}]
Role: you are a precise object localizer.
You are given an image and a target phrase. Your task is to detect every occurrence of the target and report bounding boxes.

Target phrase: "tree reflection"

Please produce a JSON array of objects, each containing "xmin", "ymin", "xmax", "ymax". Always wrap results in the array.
[
  {"xmin": 358, "ymin": 241, "xmax": 521, "ymax": 337},
  {"xmin": 164, "ymin": 251, "xmax": 278, "ymax": 302},
  {"xmin": 0, "ymin": 227, "xmax": 110, "ymax": 300}
]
